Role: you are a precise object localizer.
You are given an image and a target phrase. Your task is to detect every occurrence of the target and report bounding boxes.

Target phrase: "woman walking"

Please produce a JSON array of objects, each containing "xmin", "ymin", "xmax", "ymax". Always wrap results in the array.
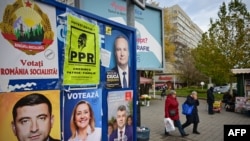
[
  {"xmin": 182, "ymin": 91, "xmax": 200, "ymax": 134},
  {"xmin": 165, "ymin": 90, "xmax": 189, "ymax": 137}
]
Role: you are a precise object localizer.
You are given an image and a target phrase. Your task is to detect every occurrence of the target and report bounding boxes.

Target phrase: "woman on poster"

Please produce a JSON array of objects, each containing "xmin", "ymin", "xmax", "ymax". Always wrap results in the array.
[{"xmin": 68, "ymin": 100, "xmax": 101, "ymax": 141}]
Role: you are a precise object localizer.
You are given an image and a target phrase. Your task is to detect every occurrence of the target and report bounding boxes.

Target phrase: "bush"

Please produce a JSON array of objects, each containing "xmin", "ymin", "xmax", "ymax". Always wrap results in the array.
[
  {"xmin": 175, "ymin": 87, "xmax": 223, "ymax": 100},
  {"xmin": 150, "ymin": 87, "xmax": 223, "ymax": 101}
]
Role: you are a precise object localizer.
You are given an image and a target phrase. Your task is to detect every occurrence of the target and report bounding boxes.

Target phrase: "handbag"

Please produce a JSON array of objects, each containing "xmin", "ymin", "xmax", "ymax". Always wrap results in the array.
[
  {"xmin": 182, "ymin": 103, "xmax": 194, "ymax": 115},
  {"xmin": 169, "ymin": 109, "xmax": 176, "ymax": 116},
  {"xmin": 164, "ymin": 118, "xmax": 175, "ymax": 132}
]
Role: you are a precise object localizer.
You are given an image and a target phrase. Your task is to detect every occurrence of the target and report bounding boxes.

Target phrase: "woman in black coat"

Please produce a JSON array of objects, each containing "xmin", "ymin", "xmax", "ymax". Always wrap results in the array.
[{"xmin": 182, "ymin": 91, "xmax": 200, "ymax": 134}]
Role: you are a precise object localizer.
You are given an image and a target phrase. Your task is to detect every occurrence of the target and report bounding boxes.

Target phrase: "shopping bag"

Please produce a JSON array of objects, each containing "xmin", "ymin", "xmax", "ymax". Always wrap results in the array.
[
  {"xmin": 164, "ymin": 118, "xmax": 175, "ymax": 132},
  {"xmin": 182, "ymin": 103, "xmax": 194, "ymax": 115}
]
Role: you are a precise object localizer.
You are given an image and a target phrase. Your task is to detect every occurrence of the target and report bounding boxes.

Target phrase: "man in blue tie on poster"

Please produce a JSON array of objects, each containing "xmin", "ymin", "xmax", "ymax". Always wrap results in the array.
[
  {"xmin": 109, "ymin": 105, "xmax": 133, "ymax": 141},
  {"xmin": 106, "ymin": 35, "xmax": 130, "ymax": 89}
]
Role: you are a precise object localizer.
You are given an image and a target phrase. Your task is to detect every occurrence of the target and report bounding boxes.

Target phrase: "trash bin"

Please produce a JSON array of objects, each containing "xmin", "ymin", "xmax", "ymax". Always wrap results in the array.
[{"xmin": 137, "ymin": 127, "xmax": 150, "ymax": 141}]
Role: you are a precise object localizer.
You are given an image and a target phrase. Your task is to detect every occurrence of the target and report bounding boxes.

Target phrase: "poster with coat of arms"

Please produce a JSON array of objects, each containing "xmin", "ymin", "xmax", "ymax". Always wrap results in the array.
[{"xmin": 0, "ymin": 0, "xmax": 59, "ymax": 92}]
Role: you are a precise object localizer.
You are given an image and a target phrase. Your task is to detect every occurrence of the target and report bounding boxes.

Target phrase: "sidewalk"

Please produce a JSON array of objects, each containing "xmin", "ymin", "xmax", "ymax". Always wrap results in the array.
[{"xmin": 140, "ymin": 95, "xmax": 250, "ymax": 141}]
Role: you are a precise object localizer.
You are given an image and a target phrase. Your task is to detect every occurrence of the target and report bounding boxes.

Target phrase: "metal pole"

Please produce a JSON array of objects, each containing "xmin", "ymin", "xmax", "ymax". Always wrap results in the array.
[
  {"xmin": 153, "ymin": 71, "xmax": 155, "ymax": 98},
  {"xmin": 127, "ymin": 0, "xmax": 140, "ymax": 128},
  {"xmin": 127, "ymin": 0, "xmax": 135, "ymax": 27}
]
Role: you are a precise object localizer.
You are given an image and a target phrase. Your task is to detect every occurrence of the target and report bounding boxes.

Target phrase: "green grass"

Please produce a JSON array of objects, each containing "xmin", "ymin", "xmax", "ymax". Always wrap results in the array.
[{"xmin": 149, "ymin": 86, "xmax": 223, "ymax": 101}]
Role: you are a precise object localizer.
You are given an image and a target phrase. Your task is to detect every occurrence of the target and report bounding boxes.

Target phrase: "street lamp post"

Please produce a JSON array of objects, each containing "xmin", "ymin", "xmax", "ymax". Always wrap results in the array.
[{"xmin": 201, "ymin": 81, "xmax": 205, "ymax": 90}]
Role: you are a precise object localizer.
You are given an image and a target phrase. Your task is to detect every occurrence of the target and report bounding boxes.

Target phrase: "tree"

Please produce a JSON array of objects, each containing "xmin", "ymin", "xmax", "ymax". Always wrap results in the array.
[
  {"xmin": 164, "ymin": 8, "xmax": 176, "ymax": 63},
  {"xmin": 177, "ymin": 48, "xmax": 208, "ymax": 86},
  {"xmin": 139, "ymin": 71, "xmax": 153, "ymax": 95},
  {"xmin": 193, "ymin": 0, "xmax": 250, "ymax": 85}
]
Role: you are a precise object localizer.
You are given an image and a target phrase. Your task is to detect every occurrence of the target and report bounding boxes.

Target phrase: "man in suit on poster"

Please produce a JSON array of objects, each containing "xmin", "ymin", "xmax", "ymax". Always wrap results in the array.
[
  {"xmin": 106, "ymin": 35, "xmax": 130, "ymax": 89},
  {"xmin": 11, "ymin": 93, "xmax": 60, "ymax": 141},
  {"xmin": 109, "ymin": 105, "xmax": 133, "ymax": 141}
]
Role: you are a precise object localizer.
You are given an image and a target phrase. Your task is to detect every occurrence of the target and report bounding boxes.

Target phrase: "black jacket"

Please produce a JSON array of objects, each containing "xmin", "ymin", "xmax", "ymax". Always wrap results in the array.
[
  {"xmin": 207, "ymin": 87, "xmax": 215, "ymax": 103},
  {"xmin": 184, "ymin": 95, "xmax": 200, "ymax": 123}
]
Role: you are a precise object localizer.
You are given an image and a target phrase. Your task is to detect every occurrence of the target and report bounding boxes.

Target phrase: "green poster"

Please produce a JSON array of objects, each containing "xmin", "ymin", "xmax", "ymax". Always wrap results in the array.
[{"xmin": 63, "ymin": 14, "xmax": 100, "ymax": 85}]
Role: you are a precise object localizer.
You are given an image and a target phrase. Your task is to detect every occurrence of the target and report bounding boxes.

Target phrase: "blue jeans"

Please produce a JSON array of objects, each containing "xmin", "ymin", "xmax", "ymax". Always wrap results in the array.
[{"xmin": 174, "ymin": 119, "xmax": 186, "ymax": 136}]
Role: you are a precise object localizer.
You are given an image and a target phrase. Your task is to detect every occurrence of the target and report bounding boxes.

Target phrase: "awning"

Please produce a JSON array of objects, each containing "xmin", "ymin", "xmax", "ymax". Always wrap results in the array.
[
  {"xmin": 231, "ymin": 68, "xmax": 250, "ymax": 74},
  {"xmin": 154, "ymin": 83, "xmax": 165, "ymax": 87},
  {"xmin": 140, "ymin": 77, "xmax": 152, "ymax": 84},
  {"xmin": 158, "ymin": 76, "xmax": 172, "ymax": 80}
]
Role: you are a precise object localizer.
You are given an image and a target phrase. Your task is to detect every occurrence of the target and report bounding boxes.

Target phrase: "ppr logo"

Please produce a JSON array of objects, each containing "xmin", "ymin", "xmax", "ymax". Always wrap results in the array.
[
  {"xmin": 224, "ymin": 125, "xmax": 250, "ymax": 140},
  {"xmin": 68, "ymin": 28, "xmax": 97, "ymax": 65}
]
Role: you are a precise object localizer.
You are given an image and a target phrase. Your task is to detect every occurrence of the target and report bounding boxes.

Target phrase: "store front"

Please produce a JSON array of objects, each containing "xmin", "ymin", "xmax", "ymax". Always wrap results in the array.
[{"xmin": 231, "ymin": 68, "xmax": 250, "ymax": 114}]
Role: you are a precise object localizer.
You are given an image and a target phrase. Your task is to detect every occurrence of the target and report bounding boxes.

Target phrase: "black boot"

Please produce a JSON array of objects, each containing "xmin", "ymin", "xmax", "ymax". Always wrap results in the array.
[
  {"xmin": 193, "ymin": 123, "xmax": 200, "ymax": 134},
  {"xmin": 181, "ymin": 133, "xmax": 189, "ymax": 137}
]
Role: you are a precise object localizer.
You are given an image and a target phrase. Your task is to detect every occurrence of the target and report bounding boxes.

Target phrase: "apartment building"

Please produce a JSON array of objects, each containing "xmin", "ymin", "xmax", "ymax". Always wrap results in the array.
[
  {"xmin": 155, "ymin": 5, "xmax": 203, "ymax": 87},
  {"xmin": 166, "ymin": 4, "xmax": 203, "ymax": 49},
  {"xmin": 163, "ymin": 5, "xmax": 203, "ymax": 73}
]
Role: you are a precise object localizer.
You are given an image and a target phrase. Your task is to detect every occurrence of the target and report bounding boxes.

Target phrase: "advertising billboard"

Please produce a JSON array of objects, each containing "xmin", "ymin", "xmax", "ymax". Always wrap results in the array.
[{"xmin": 80, "ymin": 0, "xmax": 164, "ymax": 70}]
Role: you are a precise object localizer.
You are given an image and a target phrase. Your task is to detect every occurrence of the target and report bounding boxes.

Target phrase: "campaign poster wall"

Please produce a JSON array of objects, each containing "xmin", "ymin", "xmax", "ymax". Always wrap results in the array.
[
  {"xmin": 0, "ymin": 0, "xmax": 59, "ymax": 92},
  {"xmin": 0, "ymin": 90, "xmax": 61, "ymax": 141},
  {"xmin": 80, "ymin": 0, "xmax": 164, "ymax": 71},
  {"xmin": 63, "ymin": 88, "xmax": 102, "ymax": 141}
]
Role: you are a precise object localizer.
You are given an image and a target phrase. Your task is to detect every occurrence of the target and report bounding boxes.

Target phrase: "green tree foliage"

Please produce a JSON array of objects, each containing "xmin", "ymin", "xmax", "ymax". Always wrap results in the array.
[
  {"xmin": 164, "ymin": 8, "xmax": 176, "ymax": 63},
  {"xmin": 192, "ymin": 0, "xmax": 250, "ymax": 85},
  {"xmin": 177, "ymin": 48, "xmax": 208, "ymax": 86}
]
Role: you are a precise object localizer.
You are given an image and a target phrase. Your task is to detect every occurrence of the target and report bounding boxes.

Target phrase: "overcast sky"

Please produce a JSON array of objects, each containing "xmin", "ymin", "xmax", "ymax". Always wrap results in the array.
[{"xmin": 152, "ymin": 0, "xmax": 250, "ymax": 32}]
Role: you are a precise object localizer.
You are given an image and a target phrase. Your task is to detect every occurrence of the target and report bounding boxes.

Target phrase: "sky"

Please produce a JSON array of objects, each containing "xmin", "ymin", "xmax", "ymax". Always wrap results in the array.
[{"xmin": 152, "ymin": 0, "xmax": 250, "ymax": 32}]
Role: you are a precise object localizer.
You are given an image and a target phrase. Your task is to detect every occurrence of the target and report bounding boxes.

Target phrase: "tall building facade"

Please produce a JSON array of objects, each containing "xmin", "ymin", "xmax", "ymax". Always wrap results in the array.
[
  {"xmin": 154, "ymin": 4, "xmax": 203, "ymax": 87},
  {"xmin": 166, "ymin": 4, "xmax": 203, "ymax": 49},
  {"xmin": 164, "ymin": 4, "xmax": 203, "ymax": 74}
]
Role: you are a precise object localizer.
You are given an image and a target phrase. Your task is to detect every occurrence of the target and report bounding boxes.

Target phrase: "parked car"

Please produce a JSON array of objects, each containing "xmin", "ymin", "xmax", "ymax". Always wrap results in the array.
[{"xmin": 213, "ymin": 83, "xmax": 237, "ymax": 94}]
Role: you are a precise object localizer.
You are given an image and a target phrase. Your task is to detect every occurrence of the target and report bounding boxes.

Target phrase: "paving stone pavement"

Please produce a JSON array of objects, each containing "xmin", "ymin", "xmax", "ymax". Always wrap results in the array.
[{"xmin": 140, "ymin": 95, "xmax": 250, "ymax": 141}]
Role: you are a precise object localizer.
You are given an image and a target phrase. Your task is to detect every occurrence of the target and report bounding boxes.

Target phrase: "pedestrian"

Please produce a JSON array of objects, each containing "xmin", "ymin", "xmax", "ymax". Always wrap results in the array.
[
  {"xmin": 161, "ymin": 84, "xmax": 167, "ymax": 100},
  {"xmin": 182, "ymin": 91, "xmax": 200, "ymax": 134},
  {"xmin": 164, "ymin": 90, "xmax": 189, "ymax": 137},
  {"xmin": 207, "ymin": 87, "xmax": 215, "ymax": 115}
]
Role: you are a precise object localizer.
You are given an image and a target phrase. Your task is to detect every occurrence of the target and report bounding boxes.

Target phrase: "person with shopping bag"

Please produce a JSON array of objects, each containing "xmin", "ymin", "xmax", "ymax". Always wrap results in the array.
[
  {"xmin": 182, "ymin": 91, "xmax": 201, "ymax": 135},
  {"xmin": 164, "ymin": 117, "xmax": 175, "ymax": 132},
  {"xmin": 164, "ymin": 90, "xmax": 189, "ymax": 137}
]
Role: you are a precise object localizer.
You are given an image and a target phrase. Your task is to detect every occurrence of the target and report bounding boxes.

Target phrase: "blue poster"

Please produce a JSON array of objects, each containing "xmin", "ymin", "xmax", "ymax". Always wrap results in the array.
[
  {"xmin": 63, "ymin": 88, "xmax": 102, "ymax": 141},
  {"xmin": 104, "ymin": 28, "xmax": 133, "ymax": 89}
]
